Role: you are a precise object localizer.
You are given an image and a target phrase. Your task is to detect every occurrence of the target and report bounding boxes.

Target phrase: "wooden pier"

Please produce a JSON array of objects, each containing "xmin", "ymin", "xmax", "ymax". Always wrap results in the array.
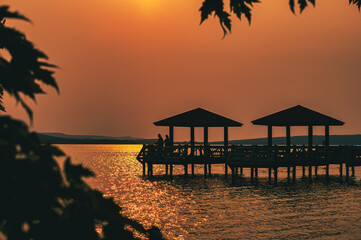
[{"xmin": 136, "ymin": 144, "xmax": 361, "ymax": 184}]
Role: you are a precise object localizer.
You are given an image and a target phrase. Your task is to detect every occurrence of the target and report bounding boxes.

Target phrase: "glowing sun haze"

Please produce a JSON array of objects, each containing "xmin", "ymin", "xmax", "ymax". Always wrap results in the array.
[{"xmin": 3, "ymin": 0, "xmax": 361, "ymax": 142}]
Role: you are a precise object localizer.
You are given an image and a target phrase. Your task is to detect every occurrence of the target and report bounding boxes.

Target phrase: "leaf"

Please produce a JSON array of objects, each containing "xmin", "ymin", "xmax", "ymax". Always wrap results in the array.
[{"xmin": 289, "ymin": 0, "xmax": 295, "ymax": 13}]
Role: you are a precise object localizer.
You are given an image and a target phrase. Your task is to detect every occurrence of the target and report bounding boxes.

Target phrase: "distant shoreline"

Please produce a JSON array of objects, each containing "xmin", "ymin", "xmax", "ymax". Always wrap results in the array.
[{"xmin": 38, "ymin": 133, "xmax": 361, "ymax": 145}]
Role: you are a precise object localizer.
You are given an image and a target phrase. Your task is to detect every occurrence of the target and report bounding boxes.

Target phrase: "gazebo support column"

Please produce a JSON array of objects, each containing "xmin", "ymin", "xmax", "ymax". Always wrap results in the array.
[
  {"xmin": 325, "ymin": 126, "xmax": 330, "ymax": 181},
  {"xmin": 325, "ymin": 125, "xmax": 329, "ymax": 147},
  {"xmin": 286, "ymin": 126, "xmax": 291, "ymax": 178},
  {"xmin": 308, "ymin": 126, "xmax": 313, "ymax": 183},
  {"xmin": 191, "ymin": 126, "xmax": 195, "ymax": 176},
  {"xmin": 169, "ymin": 126, "xmax": 174, "ymax": 145},
  {"xmin": 204, "ymin": 126, "xmax": 210, "ymax": 176},
  {"xmin": 268, "ymin": 126, "xmax": 272, "ymax": 146}
]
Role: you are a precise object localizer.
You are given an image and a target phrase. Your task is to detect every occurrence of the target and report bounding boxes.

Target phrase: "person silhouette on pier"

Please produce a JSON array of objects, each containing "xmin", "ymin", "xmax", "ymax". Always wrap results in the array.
[
  {"xmin": 156, "ymin": 134, "xmax": 164, "ymax": 147},
  {"xmin": 164, "ymin": 134, "xmax": 172, "ymax": 147}
]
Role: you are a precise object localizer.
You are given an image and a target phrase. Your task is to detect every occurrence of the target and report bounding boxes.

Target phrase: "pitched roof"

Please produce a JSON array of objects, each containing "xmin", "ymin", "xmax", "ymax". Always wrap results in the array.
[
  {"xmin": 252, "ymin": 105, "xmax": 344, "ymax": 126},
  {"xmin": 153, "ymin": 108, "xmax": 243, "ymax": 127}
]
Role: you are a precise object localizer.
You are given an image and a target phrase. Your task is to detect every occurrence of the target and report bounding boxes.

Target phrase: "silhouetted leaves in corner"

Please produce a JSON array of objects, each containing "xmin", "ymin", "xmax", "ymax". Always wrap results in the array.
[
  {"xmin": 289, "ymin": 0, "xmax": 315, "ymax": 13},
  {"xmin": 200, "ymin": 0, "xmax": 360, "ymax": 36},
  {"xmin": 0, "ymin": 5, "xmax": 58, "ymax": 122},
  {"xmin": 349, "ymin": 0, "xmax": 361, "ymax": 10},
  {"xmin": 200, "ymin": 0, "xmax": 259, "ymax": 37},
  {"xmin": 0, "ymin": 5, "xmax": 165, "ymax": 240}
]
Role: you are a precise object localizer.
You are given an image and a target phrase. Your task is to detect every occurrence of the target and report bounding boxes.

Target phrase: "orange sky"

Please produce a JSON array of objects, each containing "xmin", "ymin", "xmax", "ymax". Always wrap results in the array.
[{"xmin": 3, "ymin": 0, "xmax": 361, "ymax": 141}]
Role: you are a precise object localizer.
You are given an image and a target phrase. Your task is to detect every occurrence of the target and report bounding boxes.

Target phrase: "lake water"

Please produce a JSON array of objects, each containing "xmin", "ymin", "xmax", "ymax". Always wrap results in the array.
[{"xmin": 58, "ymin": 144, "xmax": 361, "ymax": 239}]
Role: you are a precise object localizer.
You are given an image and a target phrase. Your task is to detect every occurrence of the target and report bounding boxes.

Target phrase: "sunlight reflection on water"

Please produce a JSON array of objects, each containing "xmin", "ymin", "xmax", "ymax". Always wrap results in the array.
[{"xmin": 58, "ymin": 144, "xmax": 361, "ymax": 239}]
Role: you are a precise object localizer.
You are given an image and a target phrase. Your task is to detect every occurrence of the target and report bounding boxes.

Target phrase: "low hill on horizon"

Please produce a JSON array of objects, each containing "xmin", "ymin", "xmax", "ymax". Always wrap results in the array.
[{"xmin": 38, "ymin": 132, "xmax": 361, "ymax": 145}]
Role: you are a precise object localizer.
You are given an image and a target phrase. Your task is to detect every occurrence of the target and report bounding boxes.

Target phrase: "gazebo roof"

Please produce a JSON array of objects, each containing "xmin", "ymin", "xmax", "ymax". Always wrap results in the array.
[
  {"xmin": 252, "ymin": 105, "xmax": 344, "ymax": 126},
  {"xmin": 154, "ymin": 108, "xmax": 243, "ymax": 127}
]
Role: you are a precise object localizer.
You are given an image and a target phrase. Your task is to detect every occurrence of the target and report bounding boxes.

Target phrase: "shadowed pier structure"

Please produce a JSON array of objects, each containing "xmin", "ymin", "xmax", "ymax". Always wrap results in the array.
[
  {"xmin": 229, "ymin": 105, "xmax": 345, "ymax": 185},
  {"xmin": 137, "ymin": 106, "xmax": 361, "ymax": 185},
  {"xmin": 137, "ymin": 108, "xmax": 242, "ymax": 178}
]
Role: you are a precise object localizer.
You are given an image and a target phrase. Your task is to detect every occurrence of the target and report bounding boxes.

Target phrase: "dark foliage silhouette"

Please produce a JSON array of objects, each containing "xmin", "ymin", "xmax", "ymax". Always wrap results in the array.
[
  {"xmin": 0, "ymin": 5, "xmax": 163, "ymax": 240},
  {"xmin": 199, "ymin": 0, "xmax": 361, "ymax": 36}
]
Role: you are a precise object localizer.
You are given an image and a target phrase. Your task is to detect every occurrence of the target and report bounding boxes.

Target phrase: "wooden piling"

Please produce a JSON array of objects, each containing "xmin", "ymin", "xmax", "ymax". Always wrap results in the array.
[
  {"xmin": 340, "ymin": 163, "xmax": 343, "ymax": 179},
  {"xmin": 268, "ymin": 168, "xmax": 272, "ymax": 183},
  {"xmin": 184, "ymin": 164, "xmax": 188, "ymax": 177},
  {"xmin": 170, "ymin": 164, "xmax": 173, "ymax": 177},
  {"xmin": 204, "ymin": 164, "xmax": 207, "ymax": 178},
  {"xmin": 208, "ymin": 164, "xmax": 212, "ymax": 176},
  {"xmin": 143, "ymin": 163, "xmax": 146, "ymax": 176},
  {"xmin": 287, "ymin": 167, "xmax": 291, "ymax": 181},
  {"xmin": 240, "ymin": 167, "xmax": 243, "ymax": 175},
  {"xmin": 225, "ymin": 164, "xmax": 228, "ymax": 178},
  {"xmin": 315, "ymin": 166, "xmax": 318, "ymax": 177},
  {"xmin": 308, "ymin": 166, "xmax": 312, "ymax": 183},
  {"xmin": 346, "ymin": 165, "xmax": 349, "ymax": 183},
  {"xmin": 251, "ymin": 168, "xmax": 254, "ymax": 183},
  {"xmin": 326, "ymin": 165, "xmax": 329, "ymax": 181},
  {"xmin": 352, "ymin": 166, "xmax": 355, "ymax": 177},
  {"xmin": 166, "ymin": 164, "xmax": 169, "ymax": 175},
  {"xmin": 292, "ymin": 166, "xmax": 296, "ymax": 184},
  {"xmin": 192, "ymin": 164, "xmax": 195, "ymax": 176}
]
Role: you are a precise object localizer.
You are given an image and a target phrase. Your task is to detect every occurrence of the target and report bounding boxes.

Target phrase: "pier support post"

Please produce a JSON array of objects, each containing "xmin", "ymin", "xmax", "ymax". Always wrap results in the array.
[
  {"xmin": 192, "ymin": 164, "xmax": 195, "ymax": 176},
  {"xmin": 268, "ymin": 168, "xmax": 272, "ymax": 183},
  {"xmin": 315, "ymin": 166, "xmax": 318, "ymax": 178},
  {"xmin": 184, "ymin": 164, "xmax": 188, "ymax": 177},
  {"xmin": 208, "ymin": 164, "xmax": 212, "ymax": 176},
  {"xmin": 274, "ymin": 167, "xmax": 278, "ymax": 186},
  {"xmin": 240, "ymin": 167, "xmax": 243, "ymax": 175},
  {"xmin": 346, "ymin": 165, "xmax": 349, "ymax": 183},
  {"xmin": 292, "ymin": 166, "xmax": 296, "ymax": 184},
  {"xmin": 340, "ymin": 163, "xmax": 343, "ymax": 180},
  {"xmin": 235, "ymin": 167, "xmax": 238, "ymax": 177},
  {"xmin": 308, "ymin": 166, "xmax": 312, "ymax": 183},
  {"xmin": 255, "ymin": 168, "xmax": 258, "ymax": 181},
  {"xmin": 326, "ymin": 165, "xmax": 329, "ymax": 182},
  {"xmin": 251, "ymin": 168, "xmax": 254, "ymax": 183},
  {"xmin": 170, "ymin": 164, "xmax": 173, "ymax": 177},
  {"xmin": 166, "ymin": 164, "xmax": 169, "ymax": 175},
  {"xmin": 225, "ymin": 164, "xmax": 228, "ymax": 178},
  {"xmin": 204, "ymin": 164, "xmax": 207, "ymax": 178},
  {"xmin": 352, "ymin": 166, "xmax": 355, "ymax": 177},
  {"xmin": 143, "ymin": 163, "xmax": 146, "ymax": 176},
  {"xmin": 287, "ymin": 167, "xmax": 291, "ymax": 182}
]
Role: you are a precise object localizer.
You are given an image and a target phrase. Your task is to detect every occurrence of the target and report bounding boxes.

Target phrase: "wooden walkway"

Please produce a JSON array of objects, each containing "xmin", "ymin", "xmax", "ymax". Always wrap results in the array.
[{"xmin": 136, "ymin": 144, "xmax": 361, "ymax": 184}]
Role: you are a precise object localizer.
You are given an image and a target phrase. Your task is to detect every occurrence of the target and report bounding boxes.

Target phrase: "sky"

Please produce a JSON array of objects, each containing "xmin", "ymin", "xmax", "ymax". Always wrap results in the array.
[{"xmin": 3, "ymin": 0, "xmax": 361, "ymax": 142}]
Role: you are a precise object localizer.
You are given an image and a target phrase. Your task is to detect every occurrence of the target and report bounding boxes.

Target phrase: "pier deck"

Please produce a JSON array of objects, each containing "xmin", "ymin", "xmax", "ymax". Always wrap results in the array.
[{"xmin": 137, "ymin": 144, "xmax": 361, "ymax": 183}]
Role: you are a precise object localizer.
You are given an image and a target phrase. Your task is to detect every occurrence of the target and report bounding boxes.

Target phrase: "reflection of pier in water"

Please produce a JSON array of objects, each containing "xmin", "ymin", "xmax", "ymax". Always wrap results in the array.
[
  {"xmin": 138, "ymin": 106, "xmax": 360, "ymax": 185},
  {"xmin": 136, "ymin": 144, "xmax": 361, "ymax": 185}
]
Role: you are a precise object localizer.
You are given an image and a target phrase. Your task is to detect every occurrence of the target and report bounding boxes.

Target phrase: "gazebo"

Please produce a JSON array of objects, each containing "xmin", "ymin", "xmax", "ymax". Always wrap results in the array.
[
  {"xmin": 154, "ymin": 107, "xmax": 243, "ymax": 149},
  {"xmin": 251, "ymin": 105, "xmax": 344, "ymax": 181},
  {"xmin": 153, "ymin": 108, "xmax": 242, "ymax": 176},
  {"xmin": 251, "ymin": 105, "xmax": 344, "ymax": 147}
]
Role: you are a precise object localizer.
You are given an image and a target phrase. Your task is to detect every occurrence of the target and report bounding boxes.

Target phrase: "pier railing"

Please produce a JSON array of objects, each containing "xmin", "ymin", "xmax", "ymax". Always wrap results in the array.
[
  {"xmin": 137, "ymin": 144, "xmax": 228, "ymax": 164},
  {"xmin": 227, "ymin": 145, "xmax": 361, "ymax": 168},
  {"xmin": 137, "ymin": 144, "xmax": 361, "ymax": 166}
]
